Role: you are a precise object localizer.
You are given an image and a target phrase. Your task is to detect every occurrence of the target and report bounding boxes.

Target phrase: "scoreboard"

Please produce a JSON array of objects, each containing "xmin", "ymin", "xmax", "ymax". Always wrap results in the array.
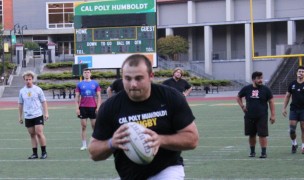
[
  {"xmin": 74, "ymin": 0, "xmax": 157, "ymax": 69},
  {"xmin": 75, "ymin": 26, "xmax": 155, "ymax": 55}
]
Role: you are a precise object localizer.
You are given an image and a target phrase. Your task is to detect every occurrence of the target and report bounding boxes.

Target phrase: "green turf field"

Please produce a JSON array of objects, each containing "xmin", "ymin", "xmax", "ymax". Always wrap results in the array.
[{"xmin": 0, "ymin": 98, "xmax": 304, "ymax": 180}]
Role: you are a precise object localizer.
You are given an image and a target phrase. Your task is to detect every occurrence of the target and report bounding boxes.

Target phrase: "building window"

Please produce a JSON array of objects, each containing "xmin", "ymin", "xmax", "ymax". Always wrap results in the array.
[
  {"xmin": 48, "ymin": 3, "xmax": 74, "ymax": 29},
  {"xmin": 0, "ymin": 0, "xmax": 3, "ymax": 25}
]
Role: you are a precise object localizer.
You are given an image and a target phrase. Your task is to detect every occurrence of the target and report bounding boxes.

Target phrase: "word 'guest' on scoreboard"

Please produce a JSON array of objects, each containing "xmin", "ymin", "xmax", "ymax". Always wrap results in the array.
[{"xmin": 74, "ymin": 0, "xmax": 157, "ymax": 69}]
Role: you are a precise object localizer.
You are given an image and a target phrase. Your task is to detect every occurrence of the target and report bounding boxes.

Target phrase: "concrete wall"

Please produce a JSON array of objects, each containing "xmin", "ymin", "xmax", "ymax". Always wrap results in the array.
[{"xmin": 212, "ymin": 59, "xmax": 282, "ymax": 81}]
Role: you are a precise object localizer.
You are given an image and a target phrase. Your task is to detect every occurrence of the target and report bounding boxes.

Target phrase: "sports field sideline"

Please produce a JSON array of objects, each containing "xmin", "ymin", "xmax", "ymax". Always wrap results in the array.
[{"xmin": 1, "ymin": 93, "xmax": 304, "ymax": 180}]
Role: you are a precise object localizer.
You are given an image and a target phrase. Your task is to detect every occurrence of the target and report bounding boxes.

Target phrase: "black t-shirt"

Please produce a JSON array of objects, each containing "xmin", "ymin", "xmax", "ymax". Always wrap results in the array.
[
  {"xmin": 110, "ymin": 79, "xmax": 124, "ymax": 93},
  {"xmin": 93, "ymin": 83, "xmax": 195, "ymax": 180},
  {"xmin": 238, "ymin": 85, "xmax": 273, "ymax": 118},
  {"xmin": 162, "ymin": 78, "xmax": 191, "ymax": 93},
  {"xmin": 288, "ymin": 80, "xmax": 304, "ymax": 111}
]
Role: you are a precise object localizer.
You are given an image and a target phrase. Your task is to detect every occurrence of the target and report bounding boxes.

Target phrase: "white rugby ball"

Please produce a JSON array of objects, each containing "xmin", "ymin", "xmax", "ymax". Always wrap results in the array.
[{"xmin": 123, "ymin": 122, "xmax": 154, "ymax": 165}]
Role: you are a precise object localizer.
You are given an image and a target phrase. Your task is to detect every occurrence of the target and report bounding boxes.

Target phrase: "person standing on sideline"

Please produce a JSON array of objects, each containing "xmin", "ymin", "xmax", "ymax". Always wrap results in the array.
[
  {"xmin": 75, "ymin": 68, "xmax": 102, "ymax": 151},
  {"xmin": 106, "ymin": 78, "xmax": 124, "ymax": 98},
  {"xmin": 282, "ymin": 66, "xmax": 304, "ymax": 154},
  {"xmin": 236, "ymin": 71, "xmax": 275, "ymax": 158},
  {"xmin": 18, "ymin": 71, "xmax": 49, "ymax": 159},
  {"xmin": 88, "ymin": 54, "xmax": 199, "ymax": 179},
  {"xmin": 162, "ymin": 67, "xmax": 193, "ymax": 96}
]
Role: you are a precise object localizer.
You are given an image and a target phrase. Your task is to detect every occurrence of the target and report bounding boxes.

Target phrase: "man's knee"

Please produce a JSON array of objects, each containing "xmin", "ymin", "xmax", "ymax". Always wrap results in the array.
[{"xmin": 290, "ymin": 125, "xmax": 297, "ymax": 136}]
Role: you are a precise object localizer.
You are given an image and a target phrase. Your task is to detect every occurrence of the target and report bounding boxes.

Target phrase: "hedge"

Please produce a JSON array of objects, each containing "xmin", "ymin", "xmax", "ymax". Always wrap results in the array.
[{"xmin": 37, "ymin": 80, "xmax": 112, "ymax": 90}]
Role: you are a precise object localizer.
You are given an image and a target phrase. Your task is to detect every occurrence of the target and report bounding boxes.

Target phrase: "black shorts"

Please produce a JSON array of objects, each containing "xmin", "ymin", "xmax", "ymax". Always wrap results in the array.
[
  {"xmin": 79, "ymin": 107, "xmax": 96, "ymax": 119},
  {"xmin": 289, "ymin": 110, "xmax": 304, "ymax": 121},
  {"xmin": 244, "ymin": 115, "xmax": 268, "ymax": 137},
  {"xmin": 25, "ymin": 116, "xmax": 44, "ymax": 128}
]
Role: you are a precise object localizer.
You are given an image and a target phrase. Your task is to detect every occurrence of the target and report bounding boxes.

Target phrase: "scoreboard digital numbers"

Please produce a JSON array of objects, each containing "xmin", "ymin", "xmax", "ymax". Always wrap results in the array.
[{"xmin": 74, "ymin": 0, "xmax": 157, "ymax": 69}]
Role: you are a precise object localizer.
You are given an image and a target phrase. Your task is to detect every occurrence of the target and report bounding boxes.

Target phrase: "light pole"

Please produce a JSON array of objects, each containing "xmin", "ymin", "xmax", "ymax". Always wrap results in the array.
[
  {"xmin": 10, "ymin": 23, "xmax": 20, "ymax": 63},
  {"xmin": 18, "ymin": 25, "xmax": 28, "ymax": 67},
  {"xmin": 20, "ymin": 25, "xmax": 28, "ymax": 44}
]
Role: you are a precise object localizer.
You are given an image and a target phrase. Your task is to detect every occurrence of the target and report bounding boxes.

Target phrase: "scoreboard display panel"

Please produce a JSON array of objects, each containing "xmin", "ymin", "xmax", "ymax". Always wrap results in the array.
[
  {"xmin": 74, "ymin": 0, "xmax": 157, "ymax": 69},
  {"xmin": 75, "ymin": 26, "xmax": 155, "ymax": 54}
]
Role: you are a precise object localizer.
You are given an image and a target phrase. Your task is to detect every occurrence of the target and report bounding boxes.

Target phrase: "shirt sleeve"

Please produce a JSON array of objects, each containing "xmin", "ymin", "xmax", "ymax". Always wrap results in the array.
[
  {"xmin": 169, "ymin": 90, "xmax": 195, "ymax": 131},
  {"xmin": 75, "ymin": 83, "xmax": 80, "ymax": 93},
  {"xmin": 93, "ymin": 101, "xmax": 115, "ymax": 140},
  {"xmin": 18, "ymin": 90, "xmax": 23, "ymax": 104},
  {"xmin": 238, "ymin": 86, "xmax": 246, "ymax": 98}
]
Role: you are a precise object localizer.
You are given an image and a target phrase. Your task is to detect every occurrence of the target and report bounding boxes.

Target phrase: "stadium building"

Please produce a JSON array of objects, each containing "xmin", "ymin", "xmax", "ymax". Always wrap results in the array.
[{"xmin": 1, "ymin": 0, "xmax": 304, "ymax": 85}]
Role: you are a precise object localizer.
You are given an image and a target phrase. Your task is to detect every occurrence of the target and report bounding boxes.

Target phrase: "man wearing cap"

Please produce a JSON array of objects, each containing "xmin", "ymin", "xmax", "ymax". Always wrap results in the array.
[{"xmin": 162, "ymin": 67, "xmax": 192, "ymax": 96}]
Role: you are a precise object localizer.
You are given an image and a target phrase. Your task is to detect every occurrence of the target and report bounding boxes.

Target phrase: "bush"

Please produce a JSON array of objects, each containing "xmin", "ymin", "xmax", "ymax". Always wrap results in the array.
[
  {"xmin": 37, "ymin": 72, "xmax": 75, "ymax": 80},
  {"xmin": 154, "ymin": 69, "xmax": 189, "ymax": 77},
  {"xmin": 189, "ymin": 79, "xmax": 231, "ymax": 87},
  {"xmin": 38, "ymin": 71, "xmax": 117, "ymax": 80},
  {"xmin": 37, "ymin": 80, "xmax": 112, "ymax": 91},
  {"xmin": 45, "ymin": 62, "xmax": 73, "ymax": 69}
]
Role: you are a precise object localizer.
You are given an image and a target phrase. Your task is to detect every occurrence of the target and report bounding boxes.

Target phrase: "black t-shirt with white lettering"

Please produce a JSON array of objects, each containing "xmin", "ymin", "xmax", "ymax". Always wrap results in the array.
[
  {"xmin": 238, "ymin": 84, "xmax": 273, "ymax": 118},
  {"xmin": 93, "ymin": 83, "xmax": 195, "ymax": 180},
  {"xmin": 162, "ymin": 78, "xmax": 191, "ymax": 93},
  {"xmin": 288, "ymin": 80, "xmax": 304, "ymax": 111}
]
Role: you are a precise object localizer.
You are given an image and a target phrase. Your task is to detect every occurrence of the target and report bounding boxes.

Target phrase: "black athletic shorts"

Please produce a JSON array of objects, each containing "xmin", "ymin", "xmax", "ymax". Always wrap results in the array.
[
  {"xmin": 79, "ymin": 107, "xmax": 96, "ymax": 119},
  {"xmin": 25, "ymin": 115, "xmax": 44, "ymax": 128},
  {"xmin": 289, "ymin": 110, "xmax": 304, "ymax": 121},
  {"xmin": 244, "ymin": 115, "xmax": 268, "ymax": 137}
]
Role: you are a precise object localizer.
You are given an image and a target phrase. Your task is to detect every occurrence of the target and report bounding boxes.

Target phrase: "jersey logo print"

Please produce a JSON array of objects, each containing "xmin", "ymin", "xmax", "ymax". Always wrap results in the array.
[{"xmin": 251, "ymin": 90, "xmax": 259, "ymax": 98}]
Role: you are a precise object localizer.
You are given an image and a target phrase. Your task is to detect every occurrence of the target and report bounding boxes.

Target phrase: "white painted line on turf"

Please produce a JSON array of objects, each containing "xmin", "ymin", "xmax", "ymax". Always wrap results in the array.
[
  {"xmin": 0, "ymin": 158, "xmax": 114, "ymax": 162},
  {"xmin": 0, "ymin": 178, "xmax": 119, "ymax": 180},
  {"xmin": 0, "ymin": 147, "xmax": 82, "ymax": 150}
]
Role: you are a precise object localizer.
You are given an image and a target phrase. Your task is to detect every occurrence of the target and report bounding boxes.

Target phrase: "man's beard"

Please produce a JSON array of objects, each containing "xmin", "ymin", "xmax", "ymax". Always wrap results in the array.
[{"xmin": 254, "ymin": 82, "xmax": 262, "ymax": 87}]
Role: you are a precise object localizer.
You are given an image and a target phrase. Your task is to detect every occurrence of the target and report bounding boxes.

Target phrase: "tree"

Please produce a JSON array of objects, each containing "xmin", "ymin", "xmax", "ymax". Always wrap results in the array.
[
  {"xmin": 23, "ymin": 41, "xmax": 39, "ymax": 51},
  {"xmin": 157, "ymin": 35, "xmax": 189, "ymax": 60}
]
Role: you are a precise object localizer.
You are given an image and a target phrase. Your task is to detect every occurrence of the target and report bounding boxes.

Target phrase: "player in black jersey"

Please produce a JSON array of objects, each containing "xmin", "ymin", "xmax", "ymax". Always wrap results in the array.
[
  {"xmin": 162, "ymin": 67, "xmax": 192, "ymax": 97},
  {"xmin": 89, "ymin": 54, "xmax": 199, "ymax": 180},
  {"xmin": 282, "ymin": 66, "xmax": 304, "ymax": 154},
  {"xmin": 236, "ymin": 71, "xmax": 275, "ymax": 158},
  {"xmin": 106, "ymin": 78, "xmax": 123, "ymax": 98}
]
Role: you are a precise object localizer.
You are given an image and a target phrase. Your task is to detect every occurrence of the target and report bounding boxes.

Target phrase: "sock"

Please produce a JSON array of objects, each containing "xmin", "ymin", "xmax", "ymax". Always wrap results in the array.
[
  {"xmin": 292, "ymin": 139, "xmax": 297, "ymax": 145},
  {"xmin": 32, "ymin": 147, "xmax": 38, "ymax": 155},
  {"xmin": 261, "ymin": 147, "xmax": 266, "ymax": 155},
  {"xmin": 41, "ymin": 146, "xmax": 46, "ymax": 154},
  {"xmin": 250, "ymin": 146, "xmax": 255, "ymax": 153},
  {"xmin": 82, "ymin": 140, "xmax": 87, "ymax": 147}
]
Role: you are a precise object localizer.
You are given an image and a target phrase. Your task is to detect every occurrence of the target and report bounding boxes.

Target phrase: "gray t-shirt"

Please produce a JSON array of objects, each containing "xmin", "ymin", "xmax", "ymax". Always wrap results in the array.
[{"xmin": 18, "ymin": 85, "xmax": 46, "ymax": 119}]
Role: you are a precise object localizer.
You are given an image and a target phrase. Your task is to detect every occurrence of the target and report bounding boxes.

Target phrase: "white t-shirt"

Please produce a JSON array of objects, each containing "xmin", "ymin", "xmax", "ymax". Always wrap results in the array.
[{"xmin": 18, "ymin": 85, "xmax": 46, "ymax": 119}]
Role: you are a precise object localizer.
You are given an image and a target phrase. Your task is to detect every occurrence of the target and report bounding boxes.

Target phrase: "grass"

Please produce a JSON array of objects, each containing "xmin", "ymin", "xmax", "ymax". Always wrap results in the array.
[{"xmin": 0, "ymin": 97, "xmax": 304, "ymax": 179}]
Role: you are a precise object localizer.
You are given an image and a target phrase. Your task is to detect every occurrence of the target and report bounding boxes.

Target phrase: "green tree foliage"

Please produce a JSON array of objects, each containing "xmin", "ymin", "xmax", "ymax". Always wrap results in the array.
[
  {"xmin": 23, "ymin": 41, "xmax": 39, "ymax": 50},
  {"xmin": 157, "ymin": 35, "xmax": 189, "ymax": 60}
]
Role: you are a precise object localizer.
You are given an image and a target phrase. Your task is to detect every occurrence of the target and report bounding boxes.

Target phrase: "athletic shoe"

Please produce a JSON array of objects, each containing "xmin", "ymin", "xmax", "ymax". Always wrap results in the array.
[
  {"xmin": 291, "ymin": 145, "xmax": 298, "ymax": 154},
  {"xmin": 28, "ymin": 154, "xmax": 38, "ymax": 159},
  {"xmin": 302, "ymin": 148, "xmax": 304, "ymax": 154},
  {"xmin": 259, "ymin": 154, "xmax": 267, "ymax": 158},
  {"xmin": 248, "ymin": 152, "xmax": 256, "ymax": 157},
  {"xmin": 80, "ymin": 146, "xmax": 87, "ymax": 151},
  {"xmin": 40, "ymin": 152, "xmax": 47, "ymax": 159}
]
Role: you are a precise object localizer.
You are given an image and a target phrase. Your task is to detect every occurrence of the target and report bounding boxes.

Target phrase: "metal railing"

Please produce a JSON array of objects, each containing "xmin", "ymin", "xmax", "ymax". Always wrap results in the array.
[{"xmin": 278, "ymin": 59, "xmax": 298, "ymax": 94}]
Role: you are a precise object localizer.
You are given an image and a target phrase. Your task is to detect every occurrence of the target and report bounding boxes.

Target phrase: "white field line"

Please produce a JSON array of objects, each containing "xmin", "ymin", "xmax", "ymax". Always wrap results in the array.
[
  {"xmin": 0, "ymin": 178, "xmax": 119, "ymax": 180},
  {"xmin": 0, "ymin": 158, "xmax": 114, "ymax": 162}
]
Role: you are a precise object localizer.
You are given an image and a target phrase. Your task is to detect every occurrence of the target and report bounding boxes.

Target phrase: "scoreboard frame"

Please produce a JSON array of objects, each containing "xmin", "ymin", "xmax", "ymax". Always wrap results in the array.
[{"xmin": 74, "ymin": 0, "xmax": 157, "ymax": 69}]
